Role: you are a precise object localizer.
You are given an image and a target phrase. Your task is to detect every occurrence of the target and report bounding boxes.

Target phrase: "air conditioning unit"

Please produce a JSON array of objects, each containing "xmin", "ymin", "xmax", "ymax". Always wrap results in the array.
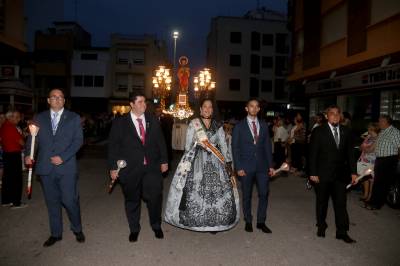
[{"xmin": 0, "ymin": 65, "xmax": 19, "ymax": 79}]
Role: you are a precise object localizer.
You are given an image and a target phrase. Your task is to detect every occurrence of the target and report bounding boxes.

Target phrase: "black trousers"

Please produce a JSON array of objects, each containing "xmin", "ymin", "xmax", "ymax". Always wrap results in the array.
[
  {"xmin": 274, "ymin": 142, "xmax": 286, "ymax": 167},
  {"xmin": 1, "ymin": 152, "xmax": 23, "ymax": 205},
  {"xmin": 121, "ymin": 165, "xmax": 163, "ymax": 233},
  {"xmin": 370, "ymin": 156, "xmax": 398, "ymax": 208},
  {"xmin": 291, "ymin": 143, "xmax": 305, "ymax": 170},
  {"xmin": 315, "ymin": 179, "xmax": 349, "ymax": 234}
]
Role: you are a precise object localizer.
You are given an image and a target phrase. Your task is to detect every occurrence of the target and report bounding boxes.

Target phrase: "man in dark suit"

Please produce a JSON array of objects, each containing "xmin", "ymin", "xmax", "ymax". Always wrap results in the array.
[
  {"xmin": 309, "ymin": 105, "xmax": 357, "ymax": 244},
  {"xmin": 108, "ymin": 92, "xmax": 168, "ymax": 242},
  {"xmin": 25, "ymin": 88, "xmax": 85, "ymax": 247},
  {"xmin": 232, "ymin": 98, "xmax": 275, "ymax": 233}
]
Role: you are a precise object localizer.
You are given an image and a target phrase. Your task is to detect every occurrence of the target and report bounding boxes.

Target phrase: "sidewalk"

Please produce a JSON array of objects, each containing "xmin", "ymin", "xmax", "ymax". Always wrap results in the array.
[{"xmin": 0, "ymin": 144, "xmax": 399, "ymax": 266}]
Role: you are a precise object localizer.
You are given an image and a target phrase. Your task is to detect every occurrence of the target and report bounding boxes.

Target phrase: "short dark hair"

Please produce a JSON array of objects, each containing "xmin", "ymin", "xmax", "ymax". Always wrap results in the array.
[
  {"xmin": 380, "ymin": 114, "xmax": 393, "ymax": 125},
  {"xmin": 48, "ymin": 88, "xmax": 65, "ymax": 97},
  {"xmin": 129, "ymin": 91, "xmax": 146, "ymax": 103},
  {"xmin": 246, "ymin": 98, "xmax": 260, "ymax": 106},
  {"xmin": 326, "ymin": 105, "xmax": 341, "ymax": 114}
]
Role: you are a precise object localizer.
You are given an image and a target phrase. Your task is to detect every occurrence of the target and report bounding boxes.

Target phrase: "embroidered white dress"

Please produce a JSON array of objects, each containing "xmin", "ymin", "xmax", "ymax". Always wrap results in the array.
[{"xmin": 164, "ymin": 118, "xmax": 240, "ymax": 231}]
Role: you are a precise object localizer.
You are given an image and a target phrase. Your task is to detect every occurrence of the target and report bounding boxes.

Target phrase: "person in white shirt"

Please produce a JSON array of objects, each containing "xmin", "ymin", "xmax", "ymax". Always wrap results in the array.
[{"xmin": 273, "ymin": 118, "xmax": 288, "ymax": 168}]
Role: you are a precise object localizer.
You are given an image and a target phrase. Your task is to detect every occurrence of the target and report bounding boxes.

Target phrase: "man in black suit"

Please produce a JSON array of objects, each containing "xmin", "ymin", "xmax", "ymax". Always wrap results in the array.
[
  {"xmin": 108, "ymin": 92, "xmax": 168, "ymax": 242},
  {"xmin": 309, "ymin": 105, "xmax": 357, "ymax": 244}
]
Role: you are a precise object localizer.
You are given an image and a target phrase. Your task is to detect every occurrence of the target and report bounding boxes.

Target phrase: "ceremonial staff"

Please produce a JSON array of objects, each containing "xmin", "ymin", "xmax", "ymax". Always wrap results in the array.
[
  {"xmin": 108, "ymin": 160, "xmax": 127, "ymax": 193},
  {"xmin": 27, "ymin": 123, "xmax": 39, "ymax": 199}
]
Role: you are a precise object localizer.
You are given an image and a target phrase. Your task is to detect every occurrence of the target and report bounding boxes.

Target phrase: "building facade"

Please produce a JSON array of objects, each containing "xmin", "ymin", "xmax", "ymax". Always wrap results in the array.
[
  {"xmin": 70, "ymin": 48, "xmax": 111, "ymax": 113},
  {"xmin": 288, "ymin": 0, "xmax": 400, "ymax": 131},
  {"xmin": 0, "ymin": 0, "xmax": 33, "ymax": 113},
  {"xmin": 34, "ymin": 21, "xmax": 91, "ymax": 111},
  {"xmin": 207, "ymin": 7, "xmax": 290, "ymax": 117},
  {"xmin": 109, "ymin": 34, "xmax": 168, "ymax": 113}
]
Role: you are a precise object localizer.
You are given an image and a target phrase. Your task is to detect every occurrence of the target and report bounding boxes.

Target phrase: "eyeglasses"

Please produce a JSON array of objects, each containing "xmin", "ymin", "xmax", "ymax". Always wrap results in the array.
[{"xmin": 49, "ymin": 96, "xmax": 64, "ymax": 101}]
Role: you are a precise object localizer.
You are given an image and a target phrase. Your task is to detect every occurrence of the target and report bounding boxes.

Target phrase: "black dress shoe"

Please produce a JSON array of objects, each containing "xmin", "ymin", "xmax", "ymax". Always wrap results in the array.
[
  {"xmin": 317, "ymin": 227, "xmax": 326, "ymax": 238},
  {"xmin": 73, "ymin": 231, "xmax": 85, "ymax": 243},
  {"xmin": 153, "ymin": 229, "xmax": 164, "ymax": 239},
  {"xmin": 245, "ymin": 222, "xmax": 253, "ymax": 232},
  {"xmin": 256, "ymin": 223, "xmax": 272, "ymax": 233},
  {"xmin": 336, "ymin": 233, "xmax": 356, "ymax": 244},
  {"xmin": 129, "ymin": 232, "xmax": 139, "ymax": 242},
  {"xmin": 43, "ymin": 236, "xmax": 62, "ymax": 247}
]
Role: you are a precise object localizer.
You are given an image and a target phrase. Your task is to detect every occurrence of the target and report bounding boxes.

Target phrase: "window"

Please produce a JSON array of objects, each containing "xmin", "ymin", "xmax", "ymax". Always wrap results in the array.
[
  {"xmin": 275, "ymin": 56, "xmax": 288, "ymax": 76},
  {"xmin": 132, "ymin": 75, "xmax": 145, "ymax": 91},
  {"xmin": 262, "ymin": 34, "xmax": 273, "ymax": 46},
  {"xmin": 251, "ymin": 31, "xmax": 261, "ymax": 51},
  {"xmin": 83, "ymin": 75, "xmax": 93, "ymax": 87},
  {"xmin": 74, "ymin": 75, "xmax": 83, "ymax": 87},
  {"xmin": 249, "ymin": 78, "xmax": 259, "ymax": 97},
  {"xmin": 275, "ymin": 78, "xmax": 286, "ymax": 100},
  {"xmin": 116, "ymin": 74, "xmax": 128, "ymax": 91},
  {"xmin": 94, "ymin": 76, "xmax": 104, "ymax": 87},
  {"xmin": 132, "ymin": 49, "xmax": 145, "ymax": 65},
  {"xmin": 117, "ymin": 50, "xmax": 129, "ymax": 64},
  {"xmin": 261, "ymin": 80, "xmax": 273, "ymax": 92},
  {"xmin": 81, "ymin": 53, "xmax": 98, "ymax": 60},
  {"xmin": 276, "ymin": 34, "xmax": 289, "ymax": 54},
  {"xmin": 229, "ymin": 79, "xmax": 240, "ymax": 91},
  {"xmin": 250, "ymin": 54, "xmax": 260, "ymax": 74},
  {"xmin": 321, "ymin": 3, "xmax": 347, "ymax": 46},
  {"xmin": 230, "ymin": 32, "xmax": 242, "ymax": 43},
  {"xmin": 229, "ymin": 54, "xmax": 241, "ymax": 66},
  {"xmin": 262, "ymin": 56, "xmax": 273, "ymax": 68},
  {"xmin": 371, "ymin": 0, "xmax": 400, "ymax": 25}
]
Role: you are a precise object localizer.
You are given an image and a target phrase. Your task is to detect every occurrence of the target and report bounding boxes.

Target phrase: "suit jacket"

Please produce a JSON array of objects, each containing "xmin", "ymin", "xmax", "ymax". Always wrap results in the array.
[
  {"xmin": 107, "ymin": 113, "xmax": 168, "ymax": 182},
  {"xmin": 26, "ymin": 109, "xmax": 83, "ymax": 176},
  {"xmin": 232, "ymin": 118, "xmax": 273, "ymax": 174},
  {"xmin": 309, "ymin": 123, "xmax": 356, "ymax": 182}
]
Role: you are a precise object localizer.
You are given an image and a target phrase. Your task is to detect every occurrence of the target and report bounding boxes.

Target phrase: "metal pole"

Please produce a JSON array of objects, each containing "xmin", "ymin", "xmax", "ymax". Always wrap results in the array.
[{"xmin": 173, "ymin": 38, "xmax": 177, "ymax": 70}]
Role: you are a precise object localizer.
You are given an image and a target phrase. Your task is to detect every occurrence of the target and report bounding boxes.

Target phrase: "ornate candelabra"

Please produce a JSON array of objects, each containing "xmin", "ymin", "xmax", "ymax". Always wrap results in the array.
[
  {"xmin": 152, "ymin": 65, "xmax": 172, "ymax": 111},
  {"xmin": 193, "ymin": 68, "xmax": 216, "ymax": 99}
]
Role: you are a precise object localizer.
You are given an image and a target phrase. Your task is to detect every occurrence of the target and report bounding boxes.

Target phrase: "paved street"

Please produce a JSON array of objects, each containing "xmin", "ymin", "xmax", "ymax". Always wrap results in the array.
[{"xmin": 1, "ymin": 144, "xmax": 399, "ymax": 266}]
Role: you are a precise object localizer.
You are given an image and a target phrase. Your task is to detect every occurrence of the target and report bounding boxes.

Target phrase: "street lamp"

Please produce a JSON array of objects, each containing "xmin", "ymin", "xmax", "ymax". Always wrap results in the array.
[
  {"xmin": 193, "ymin": 68, "xmax": 216, "ymax": 98},
  {"xmin": 152, "ymin": 65, "xmax": 172, "ymax": 111},
  {"xmin": 173, "ymin": 31, "xmax": 179, "ymax": 70}
]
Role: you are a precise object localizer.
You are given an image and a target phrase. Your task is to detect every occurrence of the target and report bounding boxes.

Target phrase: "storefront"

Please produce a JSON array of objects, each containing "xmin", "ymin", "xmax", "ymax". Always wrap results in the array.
[{"xmin": 306, "ymin": 63, "xmax": 400, "ymax": 134}]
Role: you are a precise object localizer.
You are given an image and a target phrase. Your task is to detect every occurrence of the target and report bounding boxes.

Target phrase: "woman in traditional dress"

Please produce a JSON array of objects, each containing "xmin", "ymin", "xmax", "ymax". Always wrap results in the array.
[{"xmin": 164, "ymin": 99, "xmax": 239, "ymax": 232}]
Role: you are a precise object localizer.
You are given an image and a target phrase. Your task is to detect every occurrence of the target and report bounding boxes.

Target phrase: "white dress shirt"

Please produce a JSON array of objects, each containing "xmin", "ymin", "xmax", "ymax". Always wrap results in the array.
[
  {"xmin": 130, "ymin": 112, "xmax": 146, "ymax": 137},
  {"xmin": 246, "ymin": 116, "xmax": 259, "ymax": 139},
  {"xmin": 50, "ymin": 108, "xmax": 64, "ymax": 127},
  {"xmin": 328, "ymin": 122, "xmax": 340, "ymax": 144}
]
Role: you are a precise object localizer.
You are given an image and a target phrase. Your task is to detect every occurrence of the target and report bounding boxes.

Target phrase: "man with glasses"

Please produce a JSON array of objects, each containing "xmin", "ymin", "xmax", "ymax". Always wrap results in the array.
[{"xmin": 25, "ymin": 88, "xmax": 85, "ymax": 247}]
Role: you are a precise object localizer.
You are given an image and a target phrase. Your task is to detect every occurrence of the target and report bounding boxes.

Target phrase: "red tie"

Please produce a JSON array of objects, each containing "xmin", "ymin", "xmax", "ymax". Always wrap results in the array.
[
  {"xmin": 252, "ymin": 121, "xmax": 258, "ymax": 143},
  {"xmin": 137, "ymin": 118, "xmax": 147, "ymax": 165}
]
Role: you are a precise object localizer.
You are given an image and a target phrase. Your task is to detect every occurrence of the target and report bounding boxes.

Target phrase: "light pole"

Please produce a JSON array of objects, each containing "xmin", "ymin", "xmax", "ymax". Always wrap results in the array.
[
  {"xmin": 173, "ymin": 31, "xmax": 179, "ymax": 70},
  {"xmin": 193, "ymin": 68, "xmax": 216, "ymax": 99},
  {"xmin": 152, "ymin": 66, "xmax": 172, "ymax": 111}
]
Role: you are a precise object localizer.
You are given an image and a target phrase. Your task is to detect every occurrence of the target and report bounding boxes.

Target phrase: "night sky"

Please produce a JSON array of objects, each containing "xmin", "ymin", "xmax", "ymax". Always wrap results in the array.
[{"xmin": 25, "ymin": 0, "xmax": 287, "ymax": 70}]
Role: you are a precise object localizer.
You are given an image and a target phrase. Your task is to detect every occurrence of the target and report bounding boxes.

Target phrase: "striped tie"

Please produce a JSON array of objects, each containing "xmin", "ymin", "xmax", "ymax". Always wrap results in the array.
[{"xmin": 51, "ymin": 112, "xmax": 59, "ymax": 135}]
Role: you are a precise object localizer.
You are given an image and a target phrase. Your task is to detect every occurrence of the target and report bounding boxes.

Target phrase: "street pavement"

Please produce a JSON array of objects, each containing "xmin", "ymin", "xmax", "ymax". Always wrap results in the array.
[{"xmin": 0, "ymin": 144, "xmax": 399, "ymax": 266}]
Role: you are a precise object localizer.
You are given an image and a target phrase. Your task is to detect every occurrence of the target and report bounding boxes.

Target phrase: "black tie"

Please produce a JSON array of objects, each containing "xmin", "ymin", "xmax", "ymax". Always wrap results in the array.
[{"xmin": 333, "ymin": 126, "xmax": 339, "ymax": 148}]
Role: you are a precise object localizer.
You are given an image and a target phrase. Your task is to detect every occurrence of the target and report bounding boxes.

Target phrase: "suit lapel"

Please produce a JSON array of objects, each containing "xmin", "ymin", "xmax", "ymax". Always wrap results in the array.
[
  {"xmin": 324, "ymin": 123, "xmax": 338, "ymax": 149},
  {"xmin": 54, "ymin": 110, "xmax": 68, "ymax": 136},
  {"xmin": 44, "ymin": 110, "xmax": 53, "ymax": 136},
  {"xmin": 339, "ymin": 126, "xmax": 346, "ymax": 149},
  {"xmin": 243, "ymin": 119, "xmax": 255, "ymax": 144},
  {"xmin": 144, "ymin": 113, "xmax": 152, "ymax": 141},
  {"xmin": 127, "ymin": 114, "xmax": 143, "ymax": 144}
]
